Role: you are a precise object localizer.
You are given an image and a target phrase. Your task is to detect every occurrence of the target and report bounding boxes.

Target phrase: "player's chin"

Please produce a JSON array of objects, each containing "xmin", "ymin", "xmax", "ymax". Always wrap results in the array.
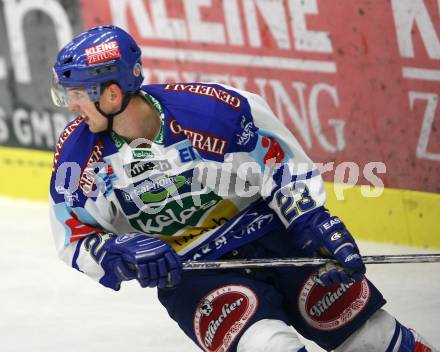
[{"xmin": 88, "ymin": 124, "xmax": 107, "ymax": 133}]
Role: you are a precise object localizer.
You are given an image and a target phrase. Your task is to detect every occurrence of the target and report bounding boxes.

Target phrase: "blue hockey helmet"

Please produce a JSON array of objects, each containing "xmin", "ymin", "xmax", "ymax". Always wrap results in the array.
[{"xmin": 51, "ymin": 25, "xmax": 143, "ymax": 107}]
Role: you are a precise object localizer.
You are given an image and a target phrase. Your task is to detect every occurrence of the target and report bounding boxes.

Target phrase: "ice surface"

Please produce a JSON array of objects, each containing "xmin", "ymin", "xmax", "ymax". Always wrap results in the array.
[{"xmin": 0, "ymin": 197, "xmax": 438, "ymax": 351}]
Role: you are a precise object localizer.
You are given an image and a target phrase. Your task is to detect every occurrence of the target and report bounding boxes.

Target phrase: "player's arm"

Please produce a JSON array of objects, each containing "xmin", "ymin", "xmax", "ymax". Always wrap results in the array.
[
  {"xmin": 49, "ymin": 174, "xmax": 181, "ymax": 291},
  {"xmin": 228, "ymin": 88, "xmax": 365, "ymax": 285}
]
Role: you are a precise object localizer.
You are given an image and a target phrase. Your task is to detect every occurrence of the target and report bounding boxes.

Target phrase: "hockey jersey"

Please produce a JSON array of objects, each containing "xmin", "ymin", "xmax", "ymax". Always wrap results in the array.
[{"xmin": 50, "ymin": 83, "xmax": 326, "ymax": 286}]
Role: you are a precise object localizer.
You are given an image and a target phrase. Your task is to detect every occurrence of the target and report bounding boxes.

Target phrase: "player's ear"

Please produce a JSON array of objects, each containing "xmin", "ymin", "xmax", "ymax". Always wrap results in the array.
[{"xmin": 103, "ymin": 83, "xmax": 123, "ymax": 106}]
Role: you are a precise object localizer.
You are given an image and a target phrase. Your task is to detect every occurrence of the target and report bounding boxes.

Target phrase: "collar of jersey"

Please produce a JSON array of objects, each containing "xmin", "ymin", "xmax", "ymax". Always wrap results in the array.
[{"xmin": 110, "ymin": 91, "xmax": 164, "ymax": 148}]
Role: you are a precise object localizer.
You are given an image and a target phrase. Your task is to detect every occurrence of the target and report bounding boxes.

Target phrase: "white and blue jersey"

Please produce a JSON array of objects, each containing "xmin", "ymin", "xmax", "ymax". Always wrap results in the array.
[{"xmin": 50, "ymin": 83, "xmax": 326, "ymax": 286}]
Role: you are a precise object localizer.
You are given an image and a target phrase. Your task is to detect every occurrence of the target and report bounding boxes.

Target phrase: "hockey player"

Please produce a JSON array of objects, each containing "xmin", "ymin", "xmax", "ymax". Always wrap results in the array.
[{"xmin": 50, "ymin": 25, "xmax": 437, "ymax": 352}]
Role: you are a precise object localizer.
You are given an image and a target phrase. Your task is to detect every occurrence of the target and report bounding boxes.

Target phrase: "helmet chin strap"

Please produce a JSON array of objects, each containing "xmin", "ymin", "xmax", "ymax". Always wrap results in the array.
[{"xmin": 94, "ymin": 93, "xmax": 132, "ymax": 132}]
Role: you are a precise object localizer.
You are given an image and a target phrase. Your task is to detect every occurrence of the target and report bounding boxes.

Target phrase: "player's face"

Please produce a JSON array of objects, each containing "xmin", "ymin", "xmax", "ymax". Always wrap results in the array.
[{"xmin": 66, "ymin": 88, "xmax": 109, "ymax": 133}]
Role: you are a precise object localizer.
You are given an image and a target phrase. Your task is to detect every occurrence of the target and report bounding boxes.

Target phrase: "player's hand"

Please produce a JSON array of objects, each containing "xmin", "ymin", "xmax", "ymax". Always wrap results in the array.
[
  {"xmin": 291, "ymin": 210, "xmax": 365, "ymax": 286},
  {"xmin": 313, "ymin": 262, "xmax": 360, "ymax": 287},
  {"xmin": 102, "ymin": 233, "xmax": 182, "ymax": 289}
]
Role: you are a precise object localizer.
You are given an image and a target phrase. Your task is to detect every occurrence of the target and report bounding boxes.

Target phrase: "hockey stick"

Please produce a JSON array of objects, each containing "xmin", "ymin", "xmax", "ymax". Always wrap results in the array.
[{"xmin": 182, "ymin": 253, "xmax": 440, "ymax": 270}]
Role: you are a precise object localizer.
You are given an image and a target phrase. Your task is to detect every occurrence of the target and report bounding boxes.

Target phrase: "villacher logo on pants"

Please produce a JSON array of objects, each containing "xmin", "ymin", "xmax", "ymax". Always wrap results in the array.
[
  {"xmin": 298, "ymin": 275, "xmax": 371, "ymax": 331},
  {"xmin": 194, "ymin": 285, "xmax": 258, "ymax": 352}
]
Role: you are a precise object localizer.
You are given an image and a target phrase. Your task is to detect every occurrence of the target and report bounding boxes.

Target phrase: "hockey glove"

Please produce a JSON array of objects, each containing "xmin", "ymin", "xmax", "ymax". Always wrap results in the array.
[
  {"xmin": 290, "ymin": 210, "xmax": 366, "ymax": 286},
  {"xmin": 102, "ymin": 233, "xmax": 182, "ymax": 289}
]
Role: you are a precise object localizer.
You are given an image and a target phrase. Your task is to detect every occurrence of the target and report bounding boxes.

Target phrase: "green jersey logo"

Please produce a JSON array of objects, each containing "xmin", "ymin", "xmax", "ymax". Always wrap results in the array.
[
  {"xmin": 111, "ymin": 132, "xmax": 125, "ymax": 149},
  {"xmin": 132, "ymin": 149, "xmax": 155, "ymax": 159},
  {"xmin": 131, "ymin": 191, "xmax": 222, "ymax": 235},
  {"xmin": 141, "ymin": 175, "xmax": 187, "ymax": 203}
]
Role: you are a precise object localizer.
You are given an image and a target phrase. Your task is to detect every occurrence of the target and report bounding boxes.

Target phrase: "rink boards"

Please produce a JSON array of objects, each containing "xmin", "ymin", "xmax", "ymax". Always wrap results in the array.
[{"xmin": 1, "ymin": 146, "xmax": 438, "ymax": 249}]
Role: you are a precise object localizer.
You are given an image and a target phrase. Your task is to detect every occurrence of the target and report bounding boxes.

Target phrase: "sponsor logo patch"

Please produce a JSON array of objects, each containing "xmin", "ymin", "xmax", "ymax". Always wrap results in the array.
[
  {"xmin": 140, "ymin": 175, "xmax": 187, "ymax": 203},
  {"xmin": 55, "ymin": 185, "xmax": 79, "ymax": 204},
  {"xmin": 125, "ymin": 161, "xmax": 155, "ymax": 177},
  {"xmin": 52, "ymin": 116, "xmax": 85, "ymax": 171},
  {"xmin": 134, "ymin": 193, "xmax": 221, "ymax": 234},
  {"xmin": 298, "ymin": 276, "xmax": 371, "ymax": 331},
  {"xmin": 177, "ymin": 144, "xmax": 200, "ymax": 162},
  {"xmin": 190, "ymin": 209, "xmax": 274, "ymax": 261},
  {"xmin": 122, "ymin": 175, "xmax": 191, "ymax": 203},
  {"xmin": 170, "ymin": 119, "xmax": 228, "ymax": 156},
  {"xmin": 194, "ymin": 285, "xmax": 258, "ymax": 352},
  {"xmin": 79, "ymin": 139, "xmax": 104, "ymax": 195},
  {"xmin": 111, "ymin": 131, "xmax": 125, "ymax": 149},
  {"xmin": 133, "ymin": 62, "xmax": 142, "ymax": 77},
  {"xmin": 85, "ymin": 40, "xmax": 121, "ymax": 65},
  {"xmin": 132, "ymin": 149, "xmax": 155, "ymax": 159},
  {"xmin": 236, "ymin": 115, "xmax": 256, "ymax": 146},
  {"xmin": 164, "ymin": 84, "xmax": 241, "ymax": 110},
  {"xmin": 261, "ymin": 136, "xmax": 284, "ymax": 165},
  {"xmin": 124, "ymin": 160, "xmax": 172, "ymax": 177}
]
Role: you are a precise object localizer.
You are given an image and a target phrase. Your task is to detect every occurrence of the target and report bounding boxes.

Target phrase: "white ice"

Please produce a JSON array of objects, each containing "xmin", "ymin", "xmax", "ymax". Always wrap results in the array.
[{"xmin": 0, "ymin": 197, "xmax": 439, "ymax": 352}]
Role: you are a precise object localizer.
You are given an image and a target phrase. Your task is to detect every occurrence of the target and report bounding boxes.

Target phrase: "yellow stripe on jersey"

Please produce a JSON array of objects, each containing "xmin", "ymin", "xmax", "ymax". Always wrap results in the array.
[{"xmin": 161, "ymin": 199, "xmax": 240, "ymax": 253}]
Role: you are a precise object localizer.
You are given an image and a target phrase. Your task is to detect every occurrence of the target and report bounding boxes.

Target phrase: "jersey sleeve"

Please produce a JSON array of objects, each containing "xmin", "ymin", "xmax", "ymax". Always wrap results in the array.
[
  {"xmin": 49, "ymin": 196, "xmax": 113, "ymax": 283},
  {"xmin": 224, "ymin": 86, "xmax": 327, "ymax": 230},
  {"xmin": 49, "ymin": 117, "xmax": 118, "ymax": 288}
]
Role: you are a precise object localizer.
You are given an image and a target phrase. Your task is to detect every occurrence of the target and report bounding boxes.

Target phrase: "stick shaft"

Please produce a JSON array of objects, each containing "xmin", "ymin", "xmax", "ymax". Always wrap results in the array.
[{"xmin": 182, "ymin": 253, "xmax": 440, "ymax": 270}]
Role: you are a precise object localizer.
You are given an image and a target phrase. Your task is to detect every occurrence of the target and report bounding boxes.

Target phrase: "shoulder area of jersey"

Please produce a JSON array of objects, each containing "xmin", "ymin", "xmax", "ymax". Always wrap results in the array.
[
  {"xmin": 140, "ymin": 82, "xmax": 248, "ymax": 113},
  {"xmin": 52, "ymin": 115, "xmax": 101, "ymax": 172}
]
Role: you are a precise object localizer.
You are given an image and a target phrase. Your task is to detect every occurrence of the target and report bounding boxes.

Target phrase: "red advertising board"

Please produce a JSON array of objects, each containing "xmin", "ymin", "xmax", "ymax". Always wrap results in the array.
[{"xmin": 81, "ymin": 0, "xmax": 440, "ymax": 193}]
